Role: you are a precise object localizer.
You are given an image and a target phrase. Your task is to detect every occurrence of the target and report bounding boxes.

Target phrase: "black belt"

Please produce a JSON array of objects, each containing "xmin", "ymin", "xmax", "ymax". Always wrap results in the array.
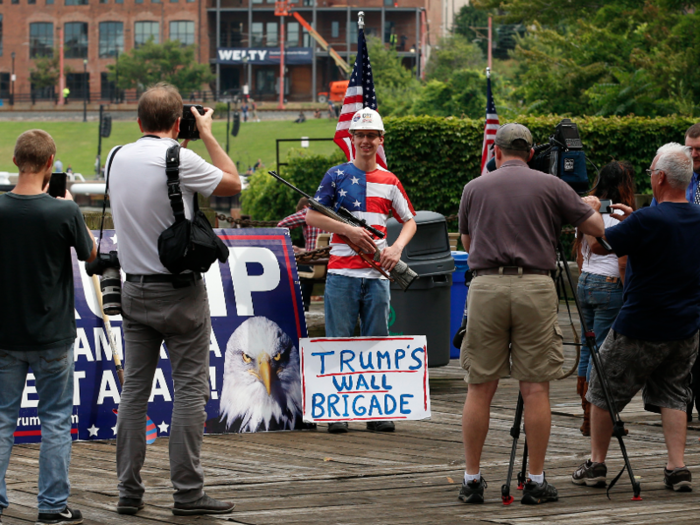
[
  {"xmin": 126, "ymin": 273, "xmax": 201, "ymax": 284},
  {"xmin": 473, "ymin": 267, "xmax": 551, "ymax": 276}
]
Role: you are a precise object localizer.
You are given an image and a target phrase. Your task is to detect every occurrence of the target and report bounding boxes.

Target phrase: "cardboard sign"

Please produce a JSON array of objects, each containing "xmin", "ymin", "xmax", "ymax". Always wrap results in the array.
[
  {"xmin": 300, "ymin": 336, "xmax": 430, "ymax": 423},
  {"xmin": 13, "ymin": 228, "xmax": 307, "ymax": 444}
]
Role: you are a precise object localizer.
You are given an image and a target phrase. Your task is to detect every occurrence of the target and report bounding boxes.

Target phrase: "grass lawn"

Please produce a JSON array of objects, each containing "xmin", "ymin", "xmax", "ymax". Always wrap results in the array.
[{"xmin": 0, "ymin": 118, "xmax": 339, "ymax": 178}]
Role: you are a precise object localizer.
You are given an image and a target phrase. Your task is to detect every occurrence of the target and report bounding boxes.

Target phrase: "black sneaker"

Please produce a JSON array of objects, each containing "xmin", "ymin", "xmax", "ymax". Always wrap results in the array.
[
  {"xmin": 117, "ymin": 497, "xmax": 145, "ymax": 515},
  {"xmin": 521, "ymin": 476, "xmax": 558, "ymax": 505},
  {"xmin": 327, "ymin": 422, "xmax": 348, "ymax": 433},
  {"xmin": 458, "ymin": 477, "xmax": 487, "ymax": 504},
  {"xmin": 366, "ymin": 421, "xmax": 395, "ymax": 432},
  {"xmin": 664, "ymin": 466, "xmax": 692, "ymax": 492},
  {"xmin": 571, "ymin": 459, "xmax": 607, "ymax": 487},
  {"xmin": 35, "ymin": 506, "xmax": 83, "ymax": 525},
  {"xmin": 172, "ymin": 494, "xmax": 235, "ymax": 516}
]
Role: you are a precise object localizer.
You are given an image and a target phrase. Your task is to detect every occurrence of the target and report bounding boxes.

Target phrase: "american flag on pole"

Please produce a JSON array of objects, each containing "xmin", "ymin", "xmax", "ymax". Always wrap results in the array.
[
  {"xmin": 480, "ymin": 70, "xmax": 499, "ymax": 175},
  {"xmin": 333, "ymin": 25, "xmax": 387, "ymax": 169}
]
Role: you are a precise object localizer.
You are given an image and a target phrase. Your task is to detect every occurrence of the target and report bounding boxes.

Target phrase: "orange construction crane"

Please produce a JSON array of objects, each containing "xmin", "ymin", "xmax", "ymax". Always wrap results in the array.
[{"xmin": 275, "ymin": 0, "xmax": 351, "ymax": 107}]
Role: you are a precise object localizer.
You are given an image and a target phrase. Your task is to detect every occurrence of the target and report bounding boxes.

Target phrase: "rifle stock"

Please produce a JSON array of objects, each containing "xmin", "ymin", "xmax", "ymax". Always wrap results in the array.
[{"xmin": 268, "ymin": 170, "xmax": 418, "ymax": 291}]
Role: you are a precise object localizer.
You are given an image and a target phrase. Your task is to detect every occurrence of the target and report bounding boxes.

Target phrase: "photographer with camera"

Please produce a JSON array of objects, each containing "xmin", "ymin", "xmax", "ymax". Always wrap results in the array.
[
  {"xmin": 571, "ymin": 143, "xmax": 700, "ymax": 493},
  {"xmin": 0, "ymin": 130, "xmax": 96, "ymax": 525},
  {"xmin": 107, "ymin": 83, "xmax": 240, "ymax": 516},
  {"xmin": 457, "ymin": 123, "xmax": 604, "ymax": 505}
]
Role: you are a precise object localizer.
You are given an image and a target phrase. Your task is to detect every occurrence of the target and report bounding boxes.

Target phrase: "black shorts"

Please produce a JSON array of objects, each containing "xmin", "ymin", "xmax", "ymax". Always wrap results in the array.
[{"xmin": 587, "ymin": 329, "xmax": 699, "ymax": 412}]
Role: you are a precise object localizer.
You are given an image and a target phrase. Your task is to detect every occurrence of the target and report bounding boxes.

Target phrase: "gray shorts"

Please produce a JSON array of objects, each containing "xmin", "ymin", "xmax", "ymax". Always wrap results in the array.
[{"xmin": 587, "ymin": 329, "xmax": 699, "ymax": 412}]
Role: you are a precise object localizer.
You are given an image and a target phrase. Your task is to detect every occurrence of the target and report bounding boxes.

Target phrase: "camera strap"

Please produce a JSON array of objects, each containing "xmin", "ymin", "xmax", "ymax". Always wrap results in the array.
[
  {"xmin": 165, "ymin": 144, "xmax": 188, "ymax": 223},
  {"xmin": 97, "ymin": 146, "xmax": 123, "ymax": 258}
]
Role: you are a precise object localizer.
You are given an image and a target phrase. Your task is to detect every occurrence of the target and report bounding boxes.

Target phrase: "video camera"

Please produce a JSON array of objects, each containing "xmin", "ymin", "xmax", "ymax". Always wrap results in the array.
[
  {"xmin": 86, "ymin": 250, "xmax": 122, "ymax": 315},
  {"xmin": 486, "ymin": 119, "xmax": 591, "ymax": 194}
]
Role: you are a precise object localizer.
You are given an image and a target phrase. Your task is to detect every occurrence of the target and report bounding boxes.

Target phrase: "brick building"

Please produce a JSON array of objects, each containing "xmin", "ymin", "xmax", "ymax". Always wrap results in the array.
[{"xmin": 0, "ymin": 0, "xmax": 439, "ymax": 103}]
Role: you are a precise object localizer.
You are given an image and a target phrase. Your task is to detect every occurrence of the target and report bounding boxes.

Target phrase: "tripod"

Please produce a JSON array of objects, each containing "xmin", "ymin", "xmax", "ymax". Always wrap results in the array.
[{"xmin": 499, "ymin": 240, "xmax": 641, "ymax": 504}]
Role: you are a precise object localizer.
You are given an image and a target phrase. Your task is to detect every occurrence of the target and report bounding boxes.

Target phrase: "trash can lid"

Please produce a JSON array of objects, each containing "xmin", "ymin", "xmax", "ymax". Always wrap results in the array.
[{"xmin": 451, "ymin": 251, "xmax": 468, "ymax": 262}]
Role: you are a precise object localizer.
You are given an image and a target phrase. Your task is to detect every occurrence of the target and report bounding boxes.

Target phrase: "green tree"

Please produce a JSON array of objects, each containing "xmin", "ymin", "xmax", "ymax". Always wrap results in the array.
[
  {"xmin": 425, "ymin": 35, "xmax": 484, "ymax": 81},
  {"xmin": 107, "ymin": 40, "xmax": 214, "ymax": 93},
  {"xmin": 366, "ymin": 37, "xmax": 423, "ymax": 116},
  {"xmin": 412, "ymin": 70, "xmax": 487, "ymax": 118},
  {"xmin": 30, "ymin": 52, "xmax": 71, "ymax": 91}
]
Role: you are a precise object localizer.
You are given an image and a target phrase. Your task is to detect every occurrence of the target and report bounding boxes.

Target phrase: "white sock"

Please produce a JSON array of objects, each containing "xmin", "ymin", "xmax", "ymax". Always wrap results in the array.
[
  {"xmin": 464, "ymin": 471, "xmax": 481, "ymax": 483},
  {"xmin": 529, "ymin": 472, "xmax": 544, "ymax": 484}
]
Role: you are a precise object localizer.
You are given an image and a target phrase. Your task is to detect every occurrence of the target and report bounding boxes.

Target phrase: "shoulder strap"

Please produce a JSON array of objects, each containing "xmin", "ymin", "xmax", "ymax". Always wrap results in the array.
[
  {"xmin": 165, "ymin": 144, "xmax": 186, "ymax": 223},
  {"xmin": 97, "ymin": 145, "xmax": 123, "ymax": 255}
]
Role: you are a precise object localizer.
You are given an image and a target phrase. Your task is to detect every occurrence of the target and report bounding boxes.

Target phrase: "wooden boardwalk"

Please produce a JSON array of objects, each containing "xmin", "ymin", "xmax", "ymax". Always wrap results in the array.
[{"xmin": 4, "ymin": 307, "xmax": 700, "ymax": 525}]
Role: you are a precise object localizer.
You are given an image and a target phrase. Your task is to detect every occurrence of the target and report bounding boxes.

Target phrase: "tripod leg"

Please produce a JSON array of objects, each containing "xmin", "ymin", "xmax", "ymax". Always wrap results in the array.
[
  {"xmin": 518, "ymin": 438, "xmax": 529, "ymax": 490},
  {"xmin": 558, "ymin": 242, "xmax": 641, "ymax": 500},
  {"xmin": 501, "ymin": 393, "xmax": 524, "ymax": 505}
]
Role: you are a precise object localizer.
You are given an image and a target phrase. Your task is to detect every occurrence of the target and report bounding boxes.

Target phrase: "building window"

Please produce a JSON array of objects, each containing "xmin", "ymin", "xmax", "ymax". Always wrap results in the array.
[
  {"xmin": 66, "ymin": 72, "xmax": 89, "ymax": 99},
  {"xmin": 252, "ymin": 0, "xmax": 262, "ymax": 5},
  {"xmin": 99, "ymin": 0, "xmax": 107, "ymax": 3},
  {"xmin": 331, "ymin": 21, "xmax": 339, "ymax": 39},
  {"xmin": 350, "ymin": 21, "xmax": 357, "ymax": 42},
  {"xmin": 170, "ymin": 0, "xmax": 178, "ymax": 3},
  {"xmin": 30, "ymin": 23, "xmax": 53, "ymax": 58},
  {"xmin": 11, "ymin": 0, "xmax": 18, "ymax": 4},
  {"xmin": 135, "ymin": 21, "xmax": 159, "ymax": 47},
  {"xmin": 220, "ymin": 21, "xmax": 241, "ymax": 47},
  {"xmin": 169, "ymin": 21, "xmax": 194, "ymax": 46},
  {"xmin": 0, "ymin": 15, "xmax": 3, "ymax": 56},
  {"xmin": 100, "ymin": 72, "xmax": 122, "ymax": 101},
  {"xmin": 99, "ymin": 22, "xmax": 123, "ymax": 58},
  {"xmin": 46, "ymin": 0, "xmax": 54, "ymax": 3},
  {"xmin": 384, "ymin": 0, "xmax": 392, "ymax": 5},
  {"xmin": 151, "ymin": 0, "xmax": 161, "ymax": 4},
  {"xmin": 65, "ymin": 0, "xmax": 88, "ymax": 5},
  {"xmin": 302, "ymin": 27, "xmax": 311, "ymax": 47},
  {"xmin": 287, "ymin": 21, "xmax": 299, "ymax": 46},
  {"xmin": 0, "ymin": 73, "xmax": 9, "ymax": 99},
  {"xmin": 251, "ymin": 22, "xmax": 263, "ymax": 46},
  {"xmin": 266, "ymin": 22, "xmax": 277, "ymax": 47},
  {"xmin": 64, "ymin": 22, "xmax": 88, "ymax": 58},
  {"xmin": 28, "ymin": 0, "xmax": 36, "ymax": 4}
]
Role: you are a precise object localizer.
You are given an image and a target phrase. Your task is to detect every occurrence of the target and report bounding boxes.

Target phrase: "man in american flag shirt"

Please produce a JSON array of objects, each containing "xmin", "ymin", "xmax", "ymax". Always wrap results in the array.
[{"xmin": 306, "ymin": 107, "xmax": 417, "ymax": 434}]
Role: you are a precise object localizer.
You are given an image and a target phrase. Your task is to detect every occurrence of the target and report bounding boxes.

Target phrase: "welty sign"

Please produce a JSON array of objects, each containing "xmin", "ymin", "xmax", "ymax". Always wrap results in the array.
[
  {"xmin": 300, "ymin": 336, "xmax": 431, "ymax": 423},
  {"xmin": 14, "ymin": 229, "xmax": 307, "ymax": 444},
  {"xmin": 217, "ymin": 47, "xmax": 313, "ymax": 65}
]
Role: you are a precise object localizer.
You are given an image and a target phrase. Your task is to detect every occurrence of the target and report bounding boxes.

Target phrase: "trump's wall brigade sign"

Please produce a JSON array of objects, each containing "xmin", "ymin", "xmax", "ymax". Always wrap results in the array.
[
  {"xmin": 300, "ymin": 336, "xmax": 431, "ymax": 423},
  {"xmin": 13, "ymin": 228, "xmax": 307, "ymax": 444}
]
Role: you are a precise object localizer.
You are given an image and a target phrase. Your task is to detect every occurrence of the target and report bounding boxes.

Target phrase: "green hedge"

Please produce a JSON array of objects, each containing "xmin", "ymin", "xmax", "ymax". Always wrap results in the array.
[
  {"xmin": 243, "ymin": 115, "xmax": 698, "ymax": 222},
  {"xmin": 384, "ymin": 115, "xmax": 698, "ymax": 219}
]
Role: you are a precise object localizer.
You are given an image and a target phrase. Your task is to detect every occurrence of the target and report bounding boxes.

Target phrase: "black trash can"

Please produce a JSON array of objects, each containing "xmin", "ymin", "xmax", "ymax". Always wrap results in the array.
[{"xmin": 386, "ymin": 211, "xmax": 455, "ymax": 367}]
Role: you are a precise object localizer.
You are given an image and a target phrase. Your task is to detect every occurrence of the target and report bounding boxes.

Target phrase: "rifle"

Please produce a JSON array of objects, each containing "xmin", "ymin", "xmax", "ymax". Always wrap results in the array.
[{"xmin": 269, "ymin": 170, "xmax": 418, "ymax": 291}]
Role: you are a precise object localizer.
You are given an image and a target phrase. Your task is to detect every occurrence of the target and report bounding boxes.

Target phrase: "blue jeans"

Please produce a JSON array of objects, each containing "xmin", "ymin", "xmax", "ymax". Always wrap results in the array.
[
  {"xmin": 324, "ymin": 273, "xmax": 390, "ymax": 337},
  {"xmin": 0, "ymin": 344, "xmax": 75, "ymax": 513},
  {"xmin": 577, "ymin": 272, "xmax": 623, "ymax": 379}
]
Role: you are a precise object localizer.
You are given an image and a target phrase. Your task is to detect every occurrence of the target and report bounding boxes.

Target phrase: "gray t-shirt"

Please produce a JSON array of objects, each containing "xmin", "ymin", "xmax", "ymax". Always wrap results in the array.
[
  {"xmin": 0, "ymin": 193, "xmax": 93, "ymax": 351},
  {"xmin": 107, "ymin": 136, "xmax": 223, "ymax": 275},
  {"xmin": 459, "ymin": 160, "xmax": 594, "ymax": 270}
]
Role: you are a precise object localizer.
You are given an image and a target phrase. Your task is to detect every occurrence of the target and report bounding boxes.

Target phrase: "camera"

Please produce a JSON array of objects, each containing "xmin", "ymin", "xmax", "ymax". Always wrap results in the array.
[
  {"xmin": 85, "ymin": 250, "xmax": 122, "ymax": 315},
  {"xmin": 529, "ymin": 119, "xmax": 589, "ymax": 194},
  {"xmin": 178, "ymin": 104, "xmax": 205, "ymax": 141}
]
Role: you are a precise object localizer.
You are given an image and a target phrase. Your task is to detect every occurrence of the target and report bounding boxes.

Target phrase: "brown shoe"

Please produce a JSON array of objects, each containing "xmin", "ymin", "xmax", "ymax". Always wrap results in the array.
[{"xmin": 172, "ymin": 494, "xmax": 235, "ymax": 516}]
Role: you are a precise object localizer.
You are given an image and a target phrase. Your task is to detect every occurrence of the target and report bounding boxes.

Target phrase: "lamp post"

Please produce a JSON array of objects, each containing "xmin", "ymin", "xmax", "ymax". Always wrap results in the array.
[
  {"xmin": 10, "ymin": 52, "xmax": 15, "ymax": 106},
  {"xmin": 83, "ymin": 59, "xmax": 87, "ymax": 122}
]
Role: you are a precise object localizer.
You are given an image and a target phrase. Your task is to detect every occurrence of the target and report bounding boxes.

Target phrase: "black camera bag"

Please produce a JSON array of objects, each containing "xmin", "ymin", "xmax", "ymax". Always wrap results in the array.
[{"xmin": 157, "ymin": 144, "xmax": 229, "ymax": 274}]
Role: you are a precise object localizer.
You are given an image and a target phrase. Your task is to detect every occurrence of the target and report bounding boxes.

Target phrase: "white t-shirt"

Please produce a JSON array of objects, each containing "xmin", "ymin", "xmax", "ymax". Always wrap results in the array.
[
  {"xmin": 107, "ymin": 136, "xmax": 223, "ymax": 274},
  {"xmin": 580, "ymin": 211, "xmax": 622, "ymax": 278}
]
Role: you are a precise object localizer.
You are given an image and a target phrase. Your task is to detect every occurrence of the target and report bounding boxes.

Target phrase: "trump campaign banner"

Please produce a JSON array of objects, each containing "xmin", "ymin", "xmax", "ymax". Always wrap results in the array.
[
  {"xmin": 300, "ymin": 336, "xmax": 431, "ymax": 423},
  {"xmin": 13, "ymin": 229, "xmax": 307, "ymax": 444}
]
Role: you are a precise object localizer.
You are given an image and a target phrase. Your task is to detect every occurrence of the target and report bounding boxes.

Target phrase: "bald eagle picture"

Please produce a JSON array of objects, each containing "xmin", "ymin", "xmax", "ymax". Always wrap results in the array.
[{"xmin": 218, "ymin": 316, "xmax": 303, "ymax": 433}]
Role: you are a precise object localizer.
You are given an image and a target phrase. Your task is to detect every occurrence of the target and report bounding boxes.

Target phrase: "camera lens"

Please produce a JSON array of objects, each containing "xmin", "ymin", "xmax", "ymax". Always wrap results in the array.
[{"xmin": 101, "ymin": 267, "xmax": 122, "ymax": 316}]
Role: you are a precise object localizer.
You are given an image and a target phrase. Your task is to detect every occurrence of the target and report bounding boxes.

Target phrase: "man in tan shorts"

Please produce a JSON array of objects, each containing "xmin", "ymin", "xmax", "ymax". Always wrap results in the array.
[{"xmin": 456, "ymin": 123, "xmax": 605, "ymax": 505}]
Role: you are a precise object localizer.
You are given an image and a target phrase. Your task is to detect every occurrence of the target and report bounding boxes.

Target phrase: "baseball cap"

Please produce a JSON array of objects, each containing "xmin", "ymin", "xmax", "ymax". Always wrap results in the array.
[{"xmin": 494, "ymin": 123, "xmax": 533, "ymax": 151}]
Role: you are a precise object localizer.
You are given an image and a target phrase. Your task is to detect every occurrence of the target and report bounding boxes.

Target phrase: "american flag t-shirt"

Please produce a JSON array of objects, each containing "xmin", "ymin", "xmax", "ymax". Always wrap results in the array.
[
  {"xmin": 333, "ymin": 26, "xmax": 387, "ymax": 169},
  {"xmin": 314, "ymin": 162, "xmax": 415, "ymax": 278}
]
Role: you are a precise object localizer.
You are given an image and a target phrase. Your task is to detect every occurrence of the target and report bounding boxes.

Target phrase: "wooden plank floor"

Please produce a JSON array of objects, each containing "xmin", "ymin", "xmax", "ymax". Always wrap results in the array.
[{"xmin": 4, "ymin": 305, "xmax": 700, "ymax": 525}]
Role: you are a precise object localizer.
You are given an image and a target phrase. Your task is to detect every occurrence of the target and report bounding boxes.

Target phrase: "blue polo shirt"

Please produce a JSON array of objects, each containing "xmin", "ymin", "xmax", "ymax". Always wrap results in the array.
[{"xmin": 605, "ymin": 202, "xmax": 700, "ymax": 341}]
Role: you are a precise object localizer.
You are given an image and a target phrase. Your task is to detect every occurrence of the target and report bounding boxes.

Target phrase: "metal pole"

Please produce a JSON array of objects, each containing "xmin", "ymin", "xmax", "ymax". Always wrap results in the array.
[
  {"xmin": 83, "ymin": 59, "xmax": 88, "ymax": 122},
  {"xmin": 59, "ymin": 26, "xmax": 65, "ymax": 105},
  {"xmin": 97, "ymin": 104, "xmax": 103, "ymax": 176},
  {"xmin": 226, "ymin": 101, "xmax": 231, "ymax": 154},
  {"xmin": 10, "ymin": 52, "xmax": 15, "ymax": 106},
  {"xmin": 279, "ymin": 18, "xmax": 285, "ymax": 109},
  {"xmin": 487, "ymin": 16, "xmax": 492, "ymax": 71},
  {"xmin": 115, "ymin": 49, "xmax": 119, "ymax": 104}
]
